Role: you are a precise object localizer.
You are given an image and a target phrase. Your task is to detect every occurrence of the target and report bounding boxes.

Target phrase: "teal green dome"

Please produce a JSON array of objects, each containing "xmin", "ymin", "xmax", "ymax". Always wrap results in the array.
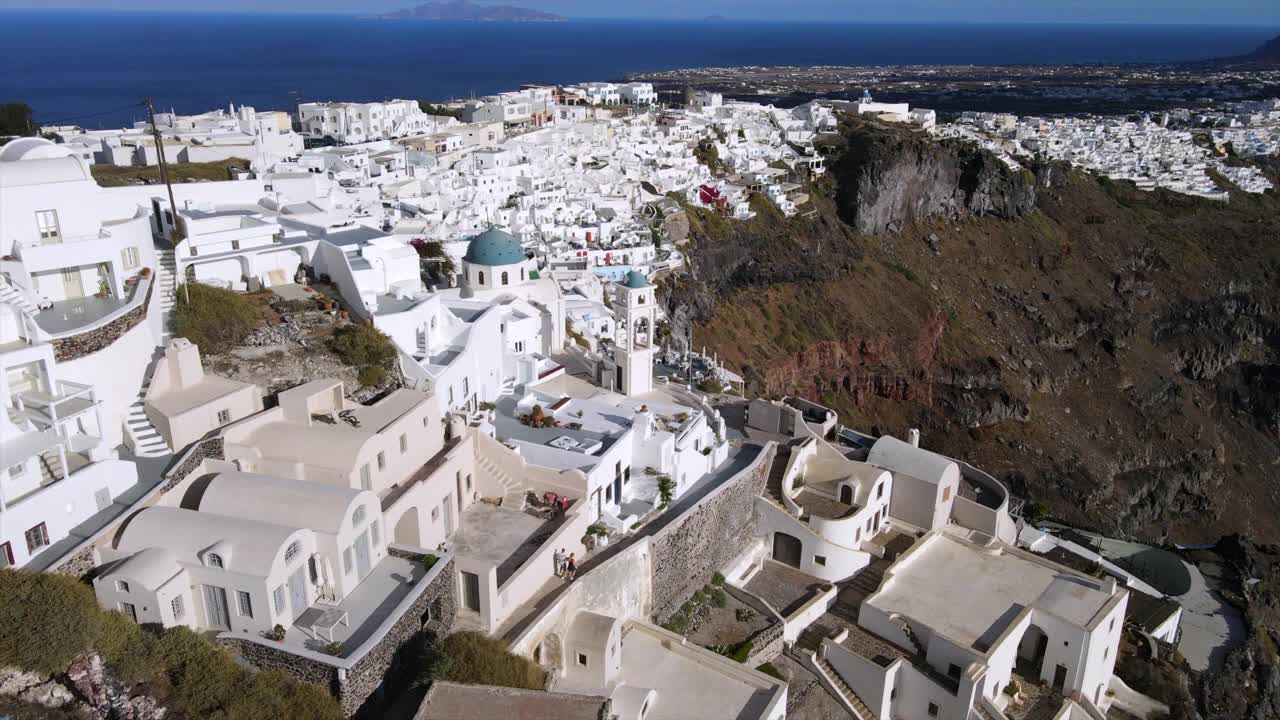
[
  {"xmin": 623, "ymin": 270, "xmax": 649, "ymax": 289},
  {"xmin": 463, "ymin": 228, "xmax": 526, "ymax": 266}
]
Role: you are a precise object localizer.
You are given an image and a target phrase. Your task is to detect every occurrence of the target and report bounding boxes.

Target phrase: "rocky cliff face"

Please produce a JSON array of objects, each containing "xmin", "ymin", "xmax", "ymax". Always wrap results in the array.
[
  {"xmin": 0, "ymin": 654, "xmax": 167, "ymax": 720},
  {"xmin": 662, "ymin": 115, "xmax": 1280, "ymax": 719},
  {"xmin": 830, "ymin": 118, "xmax": 1037, "ymax": 234}
]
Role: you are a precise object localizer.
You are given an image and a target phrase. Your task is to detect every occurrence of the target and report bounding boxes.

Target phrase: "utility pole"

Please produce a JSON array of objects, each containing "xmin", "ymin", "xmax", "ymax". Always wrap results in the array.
[
  {"xmin": 143, "ymin": 98, "xmax": 179, "ymax": 243},
  {"xmin": 144, "ymin": 97, "xmax": 186, "ymax": 303}
]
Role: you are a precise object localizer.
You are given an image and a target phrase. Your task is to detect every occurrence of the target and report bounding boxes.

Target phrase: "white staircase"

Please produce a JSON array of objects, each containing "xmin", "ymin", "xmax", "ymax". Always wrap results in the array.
[
  {"xmin": 499, "ymin": 377, "xmax": 515, "ymax": 396},
  {"xmin": 156, "ymin": 248, "xmax": 177, "ymax": 343},
  {"xmin": 122, "ymin": 248, "xmax": 178, "ymax": 458},
  {"xmin": 37, "ymin": 450, "xmax": 64, "ymax": 486},
  {"xmin": 123, "ymin": 347, "xmax": 173, "ymax": 458},
  {"xmin": 0, "ymin": 275, "xmax": 39, "ymax": 315},
  {"xmin": 475, "ymin": 453, "xmax": 526, "ymax": 511}
]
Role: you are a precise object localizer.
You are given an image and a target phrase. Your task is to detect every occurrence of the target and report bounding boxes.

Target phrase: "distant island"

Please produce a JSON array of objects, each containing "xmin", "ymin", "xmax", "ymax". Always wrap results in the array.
[{"xmin": 378, "ymin": 0, "xmax": 565, "ymax": 22}]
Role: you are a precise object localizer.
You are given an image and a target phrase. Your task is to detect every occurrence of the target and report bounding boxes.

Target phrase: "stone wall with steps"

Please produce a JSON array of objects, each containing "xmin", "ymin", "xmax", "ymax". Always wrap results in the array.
[{"xmin": 650, "ymin": 444, "xmax": 776, "ymax": 623}]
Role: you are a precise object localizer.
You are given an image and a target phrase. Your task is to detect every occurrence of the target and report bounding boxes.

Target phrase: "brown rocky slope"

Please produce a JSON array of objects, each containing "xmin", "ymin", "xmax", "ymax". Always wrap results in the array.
[
  {"xmin": 664, "ymin": 116, "xmax": 1280, "ymax": 718},
  {"xmin": 666, "ymin": 117, "xmax": 1279, "ymax": 546}
]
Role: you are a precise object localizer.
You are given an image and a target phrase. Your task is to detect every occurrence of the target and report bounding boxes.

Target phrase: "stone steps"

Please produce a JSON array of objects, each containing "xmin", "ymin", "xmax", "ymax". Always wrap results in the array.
[
  {"xmin": 123, "ymin": 347, "xmax": 172, "ymax": 458},
  {"xmin": 814, "ymin": 654, "xmax": 876, "ymax": 720}
]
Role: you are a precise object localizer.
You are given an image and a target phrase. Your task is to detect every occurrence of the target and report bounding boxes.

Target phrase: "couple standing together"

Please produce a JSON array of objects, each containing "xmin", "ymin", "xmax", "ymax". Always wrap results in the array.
[{"xmin": 553, "ymin": 548, "xmax": 577, "ymax": 580}]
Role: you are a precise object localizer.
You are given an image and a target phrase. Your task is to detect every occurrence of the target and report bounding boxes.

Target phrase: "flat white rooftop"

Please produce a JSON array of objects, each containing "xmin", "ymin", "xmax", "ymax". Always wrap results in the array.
[
  {"xmin": 867, "ymin": 530, "xmax": 1114, "ymax": 651},
  {"xmin": 611, "ymin": 623, "xmax": 780, "ymax": 720}
]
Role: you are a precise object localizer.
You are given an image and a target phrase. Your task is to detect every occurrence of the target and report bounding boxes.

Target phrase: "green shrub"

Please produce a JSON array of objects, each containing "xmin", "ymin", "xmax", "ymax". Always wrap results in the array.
[
  {"xmin": 358, "ymin": 365, "xmax": 388, "ymax": 387},
  {"xmin": 330, "ymin": 323, "xmax": 396, "ymax": 368},
  {"xmin": 324, "ymin": 641, "xmax": 344, "ymax": 657},
  {"xmin": 756, "ymin": 662, "xmax": 784, "ymax": 680},
  {"xmin": 663, "ymin": 613, "xmax": 690, "ymax": 635},
  {"xmin": 698, "ymin": 377, "xmax": 724, "ymax": 394},
  {"xmin": 735, "ymin": 607, "xmax": 756, "ymax": 623},
  {"xmin": 96, "ymin": 609, "xmax": 158, "ymax": 687},
  {"xmin": 691, "ymin": 589, "xmax": 708, "ymax": 606},
  {"xmin": 711, "ymin": 572, "xmax": 726, "ymax": 586},
  {"xmin": 711, "ymin": 640, "xmax": 753, "ymax": 663},
  {"xmin": 0, "ymin": 570, "xmax": 103, "ymax": 675},
  {"xmin": 419, "ymin": 553, "xmax": 440, "ymax": 569},
  {"xmin": 173, "ymin": 282, "xmax": 266, "ymax": 355},
  {"xmin": 155, "ymin": 627, "xmax": 243, "ymax": 719},
  {"xmin": 657, "ymin": 475, "xmax": 675, "ymax": 506},
  {"xmin": 1024, "ymin": 501, "xmax": 1051, "ymax": 524},
  {"xmin": 227, "ymin": 669, "xmax": 344, "ymax": 720},
  {"xmin": 420, "ymin": 632, "xmax": 543, "ymax": 690},
  {"xmin": 710, "ymin": 587, "xmax": 728, "ymax": 608},
  {"xmin": 0, "ymin": 571, "xmax": 340, "ymax": 719}
]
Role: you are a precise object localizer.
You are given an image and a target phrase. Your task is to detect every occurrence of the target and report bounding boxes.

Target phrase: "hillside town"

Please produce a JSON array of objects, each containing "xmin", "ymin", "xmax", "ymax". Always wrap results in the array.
[
  {"xmin": 0, "ymin": 79, "xmax": 1261, "ymax": 720},
  {"xmin": 942, "ymin": 102, "xmax": 1278, "ymax": 198}
]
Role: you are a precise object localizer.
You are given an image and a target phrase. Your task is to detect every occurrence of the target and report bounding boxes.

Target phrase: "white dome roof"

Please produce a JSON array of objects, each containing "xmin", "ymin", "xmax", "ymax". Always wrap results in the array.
[
  {"xmin": 0, "ymin": 137, "xmax": 75, "ymax": 162},
  {"xmin": 0, "ymin": 138, "xmax": 91, "ymax": 187}
]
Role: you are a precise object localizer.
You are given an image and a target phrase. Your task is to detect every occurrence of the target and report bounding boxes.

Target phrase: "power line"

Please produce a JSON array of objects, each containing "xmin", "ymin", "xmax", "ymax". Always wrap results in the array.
[{"xmin": 33, "ymin": 102, "xmax": 146, "ymax": 127}]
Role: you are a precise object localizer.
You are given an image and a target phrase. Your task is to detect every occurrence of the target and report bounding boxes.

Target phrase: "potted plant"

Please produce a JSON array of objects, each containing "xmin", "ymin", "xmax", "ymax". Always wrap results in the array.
[
  {"xmin": 139, "ymin": 267, "xmax": 152, "ymax": 278},
  {"xmin": 262, "ymin": 624, "xmax": 287, "ymax": 642}
]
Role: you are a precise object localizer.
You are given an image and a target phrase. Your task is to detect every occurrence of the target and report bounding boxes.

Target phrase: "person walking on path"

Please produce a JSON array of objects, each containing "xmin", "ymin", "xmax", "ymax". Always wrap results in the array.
[{"xmin": 565, "ymin": 553, "xmax": 577, "ymax": 581}]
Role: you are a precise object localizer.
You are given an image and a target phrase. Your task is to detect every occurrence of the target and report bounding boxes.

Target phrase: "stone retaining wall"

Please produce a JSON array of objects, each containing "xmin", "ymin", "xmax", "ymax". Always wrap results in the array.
[
  {"xmin": 217, "ymin": 557, "xmax": 456, "ymax": 718},
  {"xmin": 342, "ymin": 558, "xmax": 456, "ymax": 717},
  {"xmin": 52, "ymin": 281, "xmax": 154, "ymax": 362},
  {"xmin": 218, "ymin": 636, "xmax": 341, "ymax": 695},
  {"xmin": 649, "ymin": 444, "xmax": 775, "ymax": 622},
  {"xmin": 158, "ymin": 437, "xmax": 224, "ymax": 494},
  {"xmin": 741, "ymin": 621, "xmax": 784, "ymax": 667}
]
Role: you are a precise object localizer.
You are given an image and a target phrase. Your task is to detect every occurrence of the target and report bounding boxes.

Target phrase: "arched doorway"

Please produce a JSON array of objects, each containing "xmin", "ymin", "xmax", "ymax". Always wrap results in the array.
[
  {"xmin": 539, "ymin": 633, "xmax": 564, "ymax": 677},
  {"xmin": 1017, "ymin": 624, "xmax": 1049, "ymax": 680},
  {"xmin": 839, "ymin": 484, "xmax": 853, "ymax": 505},
  {"xmin": 394, "ymin": 506, "xmax": 421, "ymax": 546},
  {"xmin": 773, "ymin": 532, "xmax": 802, "ymax": 568}
]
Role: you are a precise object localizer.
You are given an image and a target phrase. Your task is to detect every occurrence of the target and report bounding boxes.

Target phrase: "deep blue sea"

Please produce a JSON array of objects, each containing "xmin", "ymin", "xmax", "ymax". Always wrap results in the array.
[{"xmin": 1, "ymin": 10, "xmax": 1276, "ymax": 128}]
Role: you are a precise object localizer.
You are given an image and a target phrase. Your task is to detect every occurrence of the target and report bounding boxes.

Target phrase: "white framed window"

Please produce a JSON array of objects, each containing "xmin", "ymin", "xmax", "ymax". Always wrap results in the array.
[
  {"xmin": 343, "ymin": 547, "xmax": 353, "ymax": 574},
  {"xmin": 7, "ymin": 464, "xmax": 22, "ymax": 478},
  {"xmin": 377, "ymin": 451, "xmax": 386, "ymax": 471},
  {"xmin": 216, "ymin": 409, "xmax": 230, "ymax": 424},
  {"xmin": 360, "ymin": 464, "xmax": 372, "ymax": 491},
  {"xmin": 121, "ymin": 246, "xmax": 140, "ymax": 270},
  {"xmin": 400, "ymin": 434, "xmax": 407, "ymax": 454},
  {"xmin": 120, "ymin": 602, "xmax": 138, "ymax": 622},
  {"xmin": 515, "ymin": 341, "xmax": 524, "ymax": 353},
  {"xmin": 171, "ymin": 595, "xmax": 184, "ymax": 621},
  {"xmin": 370, "ymin": 520, "xmax": 380, "ymax": 547},
  {"xmin": 462, "ymin": 377, "xmax": 469, "ymax": 397},
  {"xmin": 352, "ymin": 505, "xmax": 367, "ymax": 527},
  {"xmin": 238, "ymin": 591, "xmax": 253, "ymax": 618},
  {"xmin": 284, "ymin": 541, "xmax": 301, "ymax": 565},
  {"xmin": 272, "ymin": 586, "xmax": 285, "ymax": 614},
  {"xmin": 35, "ymin": 210, "xmax": 61, "ymax": 243},
  {"xmin": 0, "ymin": 543, "xmax": 12, "ymax": 568},
  {"xmin": 431, "ymin": 507, "xmax": 440, "ymax": 521},
  {"xmin": 205, "ymin": 553, "xmax": 224, "ymax": 568},
  {"xmin": 117, "ymin": 580, "xmax": 130, "ymax": 593}
]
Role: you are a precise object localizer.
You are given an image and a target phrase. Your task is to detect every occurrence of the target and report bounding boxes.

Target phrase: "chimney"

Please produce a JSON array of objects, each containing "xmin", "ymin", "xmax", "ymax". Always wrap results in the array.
[{"xmin": 908, "ymin": 428, "xmax": 921, "ymax": 448}]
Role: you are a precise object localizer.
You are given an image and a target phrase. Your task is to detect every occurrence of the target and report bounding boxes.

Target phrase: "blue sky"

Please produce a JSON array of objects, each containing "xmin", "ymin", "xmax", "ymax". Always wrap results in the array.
[{"xmin": 1, "ymin": 0, "xmax": 1278, "ymax": 24}]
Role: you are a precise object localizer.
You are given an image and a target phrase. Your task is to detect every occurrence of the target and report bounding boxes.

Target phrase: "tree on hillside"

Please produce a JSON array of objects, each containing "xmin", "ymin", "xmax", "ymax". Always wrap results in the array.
[{"xmin": 0, "ymin": 103, "xmax": 38, "ymax": 137}]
